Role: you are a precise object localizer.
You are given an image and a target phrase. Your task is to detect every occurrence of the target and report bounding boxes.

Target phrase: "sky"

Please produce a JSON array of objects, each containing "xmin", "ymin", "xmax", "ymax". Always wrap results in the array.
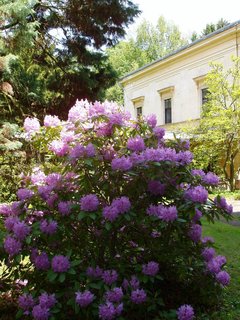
[{"xmin": 127, "ymin": 0, "xmax": 240, "ymax": 38}]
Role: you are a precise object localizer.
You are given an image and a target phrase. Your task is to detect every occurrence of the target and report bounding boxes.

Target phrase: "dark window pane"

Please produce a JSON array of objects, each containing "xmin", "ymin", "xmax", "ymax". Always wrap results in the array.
[
  {"xmin": 136, "ymin": 106, "xmax": 142, "ymax": 118},
  {"xmin": 201, "ymin": 88, "xmax": 209, "ymax": 105},
  {"xmin": 164, "ymin": 98, "xmax": 172, "ymax": 124}
]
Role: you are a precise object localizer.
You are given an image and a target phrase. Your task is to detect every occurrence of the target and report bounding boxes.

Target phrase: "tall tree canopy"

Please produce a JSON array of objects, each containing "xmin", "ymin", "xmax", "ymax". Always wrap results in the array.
[
  {"xmin": 0, "ymin": 0, "xmax": 140, "ymax": 120},
  {"xmin": 105, "ymin": 16, "xmax": 187, "ymax": 103}
]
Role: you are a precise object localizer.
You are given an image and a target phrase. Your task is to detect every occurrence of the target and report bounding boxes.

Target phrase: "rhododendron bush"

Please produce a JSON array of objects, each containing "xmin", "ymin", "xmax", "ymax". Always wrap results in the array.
[{"xmin": 0, "ymin": 100, "xmax": 233, "ymax": 320}]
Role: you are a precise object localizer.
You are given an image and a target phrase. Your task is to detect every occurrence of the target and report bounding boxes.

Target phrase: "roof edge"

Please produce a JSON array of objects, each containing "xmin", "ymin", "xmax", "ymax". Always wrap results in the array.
[{"xmin": 120, "ymin": 19, "xmax": 240, "ymax": 83}]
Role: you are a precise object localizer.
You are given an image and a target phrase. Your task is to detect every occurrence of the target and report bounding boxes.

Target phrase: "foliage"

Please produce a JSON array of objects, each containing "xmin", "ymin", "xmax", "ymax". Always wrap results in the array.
[
  {"xmin": 0, "ymin": 122, "xmax": 24, "ymax": 203},
  {"xmin": 0, "ymin": 101, "xmax": 233, "ymax": 320},
  {"xmin": 0, "ymin": 0, "xmax": 140, "ymax": 120},
  {"xmin": 186, "ymin": 57, "xmax": 240, "ymax": 191},
  {"xmin": 190, "ymin": 18, "xmax": 229, "ymax": 42},
  {"xmin": 105, "ymin": 16, "xmax": 187, "ymax": 103}
]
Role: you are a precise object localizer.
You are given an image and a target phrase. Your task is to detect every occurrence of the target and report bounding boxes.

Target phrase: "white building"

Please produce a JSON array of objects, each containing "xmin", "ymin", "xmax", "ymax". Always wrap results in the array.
[{"xmin": 120, "ymin": 20, "xmax": 240, "ymax": 128}]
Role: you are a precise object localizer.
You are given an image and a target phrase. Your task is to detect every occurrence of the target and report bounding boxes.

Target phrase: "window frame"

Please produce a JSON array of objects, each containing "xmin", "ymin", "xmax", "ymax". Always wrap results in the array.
[
  {"xmin": 131, "ymin": 96, "xmax": 144, "ymax": 119},
  {"xmin": 193, "ymin": 75, "xmax": 208, "ymax": 108},
  {"xmin": 164, "ymin": 97, "xmax": 172, "ymax": 124},
  {"xmin": 158, "ymin": 86, "xmax": 174, "ymax": 125}
]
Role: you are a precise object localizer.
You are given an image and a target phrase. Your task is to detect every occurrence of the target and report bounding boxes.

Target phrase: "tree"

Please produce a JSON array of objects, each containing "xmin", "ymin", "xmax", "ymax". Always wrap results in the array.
[
  {"xmin": 136, "ymin": 16, "xmax": 187, "ymax": 61},
  {"xmin": 190, "ymin": 18, "xmax": 229, "ymax": 42},
  {"xmin": 0, "ymin": 0, "xmax": 140, "ymax": 119},
  {"xmin": 105, "ymin": 16, "xmax": 187, "ymax": 103},
  {"xmin": 190, "ymin": 57, "xmax": 240, "ymax": 191}
]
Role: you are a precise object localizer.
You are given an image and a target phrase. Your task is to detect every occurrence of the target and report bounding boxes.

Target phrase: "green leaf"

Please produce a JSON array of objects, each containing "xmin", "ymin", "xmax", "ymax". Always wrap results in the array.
[
  {"xmin": 177, "ymin": 218, "xmax": 187, "ymax": 223},
  {"xmin": 25, "ymin": 235, "xmax": 31, "ymax": 244},
  {"xmin": 89, "ymin": 282, "xmax": 103, "ymax": 289},
  {"xmin": 90, "ymin": 213, "xmax": 97, "ymax": 220},
  {"xmin": 16, "ymin": 309, "xmax": 23, "ymax": 319},
  {"xmin": 71, "ymin": 260, "xmax": 81, "ymax": 267},
  {"xmin": 84, "ymin": 159, "xmax": 93, "ymax": 166},
  {"xmin": 78, "ymin": 212, "xmax": 87, "ymax": 220},
  {"xmin": 124, "ymin": 214, "xmax": 131, "ymax": 221},
  {"xmin": 105, "ymin": 222, "xmax": 112, "ymax": 231},
  {"xmin": 47, "ymin": 270, "xmax": 58, "ymax": 282},
  {"xmin": 152, "ymin": 162, "xmax": 161, "ymax": 167},
  {"xmin": 59, "ymin": 273, "xmax": 66, "ymax": 283},
  {"xmin": 68, "ymin": 268, "xmax": 76, "ymax": 275}
]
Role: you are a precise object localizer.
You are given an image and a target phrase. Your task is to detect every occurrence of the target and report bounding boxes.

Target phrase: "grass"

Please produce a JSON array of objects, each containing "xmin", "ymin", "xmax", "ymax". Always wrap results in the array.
[
  {"xmin": 211, "ymin": 190, "xmax": 240, "ymax": 200},
  {"xmin": 202, "ymin": 218, "xmax": 240, "ymax": 319}
]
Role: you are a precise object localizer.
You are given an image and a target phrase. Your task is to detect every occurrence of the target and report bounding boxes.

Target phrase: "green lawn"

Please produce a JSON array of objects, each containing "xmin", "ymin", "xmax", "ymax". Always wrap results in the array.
[{"xmin": 202, "ymin": 219, "xmax": 240, "ymax": 319}]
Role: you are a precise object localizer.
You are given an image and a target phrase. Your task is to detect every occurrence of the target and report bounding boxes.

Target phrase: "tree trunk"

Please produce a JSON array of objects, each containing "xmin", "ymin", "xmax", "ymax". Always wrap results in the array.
[{"xmin": 229, "ymin": 155, "xmax": 235, "ymax": 192}]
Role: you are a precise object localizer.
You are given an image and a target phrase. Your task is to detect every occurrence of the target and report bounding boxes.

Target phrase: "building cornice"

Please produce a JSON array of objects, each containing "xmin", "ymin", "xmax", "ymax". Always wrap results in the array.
[{"xmin": 120, "ymin": 21, "xmax": 240, "ymax": 86}]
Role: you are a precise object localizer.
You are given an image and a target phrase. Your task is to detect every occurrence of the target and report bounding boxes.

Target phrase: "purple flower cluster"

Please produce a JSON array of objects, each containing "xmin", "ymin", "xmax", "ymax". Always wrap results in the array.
[
  {"xmin": 203, "ymin": 172, "xmax": 219, "ymax": 185},
  {"xmin": 49, "ymin": 140, "xmax": 69, "ymax": 156},
  {"xmin": 44, "ymin": 115, "xmax": 61, "ymax": 127},
  {"xmin": 13, "ymin": 221, "xmax": 30, "ymax": 240},
  {"xmin": 38, "ymin": 293, "xmax": 56, "ymax": 308},
  {"xmin": 184, "ymin": 186, "xmax": 208, "ymax": 203},
  {"xmin": 130, "ymin": 289, "xmax": 147, "ymax": 304},
  {"xmin": 32, "ymin": 305, "xmax": 50, "ymax": 320},
  {"xmin": 192, "ymin": 209, "xmax": 202, "ymax": 223},
  {"xmin": 177, "ymin": 304, "xmax": 195, "ymax": 320},
  {"xmin": 31, "ymin": 168, "xmax": 46, "ymax": 186},
  {"xmin": 202, "ymin": 247, "xmax": 215, "ymax": 261},
  {"xmin": 0, "ymin": 203, "xmax": 13, "ymax": 215},
  {"xmin": 176, "ymin": 150, "xmax": 193, "ymax": 165},
  {"xmin": 101, "ymin": 206, "xmax": 117, "ymax": 222},
  {"xmin": 99, "ymin": 302, "xmax": 123, "ymax": 320},
  {"xmin": 51, "ymin": 255, "xmax": 70, "ymax": 273},
  {"xmin": 201, "ymin": 236, "xmax": 214, "ymax": 244},
  {"xmin": 103, "ymin": 196, "xmax": 131, "ymax": 221},
  {"xmin": 18, "ymin": 292, "xmax": 56, "ymax": 320},
  {"xmin": 214, "ymin": 196, "xmax": 233, "ymax": 214},
  {"xmin": 142, "ymin": 261, "xmax": 159, "ymax": 276},
  {"xmin": 145, "ymin": 114, "xmax": 157, "ymax": 128},
  {"xmin": 80, "ymin": 194, "xmax": 99, "ymax": 211},
  {"xmin": 40, "ymin": 220, "xmax": 58, "ymax": 235},
  {"xmin": 191, "ymin": 170, "xmax": 219, "ymax": 186},
  {"xmin": 122, "ymin": 275, "xmax": 140, "ymax": 290},
  {"xmin": 75, "ymin": 290, "xmax": 95, "ymax": 307},
  {"xmin": 206, "ymin": 255, "xmax": 226, "ymax": 274},
  {"xmin": 147, "ymin": 204, "xmax": 178, "ymax": 222},
  {"xmin": 102, "ymin": 269, "xmax": 118, "ymax": 285},
  {"xmin": 188, "ymin": 224, "xmax": 202, "ymax": 243},
  {"xmin": 45, "ymin": 173, "xmax": 62, "ymax": 188},
  {"xmin": 18, "ymin": 293, "xmax": 35, "ymax": 311},
  {"xmin": 68, "ymin": 99, "xmax": 90, "ymax": 122},
  {"xmin": 216, "ymin": 271, "xmax": 230, "ymax": 286},
  {"xmin": 24, "ymin": 117, "xmax": 40, "ymax": 134},
  {"xmin": 69, "ymin": 143, "xmax": 96, "ymax": 159},
  {"xmin": 191, "ymin": 169, "xmax": 205, "ymax": 178},
  {"xmin": 17, "ymin": 188, "xmax": 34, "ymax": 201},
  {"xmin": 127, "ymin": 135, "xmax": 145, "ymax": 152},
  {"xmin": 105, "ymin": 287, "xmax": 123, "ymax": 303},
  {"xmin": 4, "ymin": 236, "xmax": 22, "ymax": 256},
  {"xmin": 202, "ymin": 249, "xmax": 230, "ymax": 286},
  {"xmin": 111, "ymin": 156, "xmax": 133, "ymax": 171},
  {"xmin": 4, "ymin": 216, "xmax": 20, "ymax": 231},
  {"xmin": 58, "ymin": 201, "xmax": 71, "ymax": 216},
  {"xmin": 86, "ymin": 266, "xmax": 103, "ymax": 278},
  {"xmin": 34, "ymin": 252, "xmax": 50, "ymax": 270},
  {"xmin": 153, "ymin": 127, "xmax": 165, "ymax": 139}
]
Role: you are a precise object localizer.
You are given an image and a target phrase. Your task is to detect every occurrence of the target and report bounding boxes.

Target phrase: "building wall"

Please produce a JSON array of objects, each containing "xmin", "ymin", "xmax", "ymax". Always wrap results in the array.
[{"xmin": 122, "ymin": 29, "xmax": 239, "ymax": 125}]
